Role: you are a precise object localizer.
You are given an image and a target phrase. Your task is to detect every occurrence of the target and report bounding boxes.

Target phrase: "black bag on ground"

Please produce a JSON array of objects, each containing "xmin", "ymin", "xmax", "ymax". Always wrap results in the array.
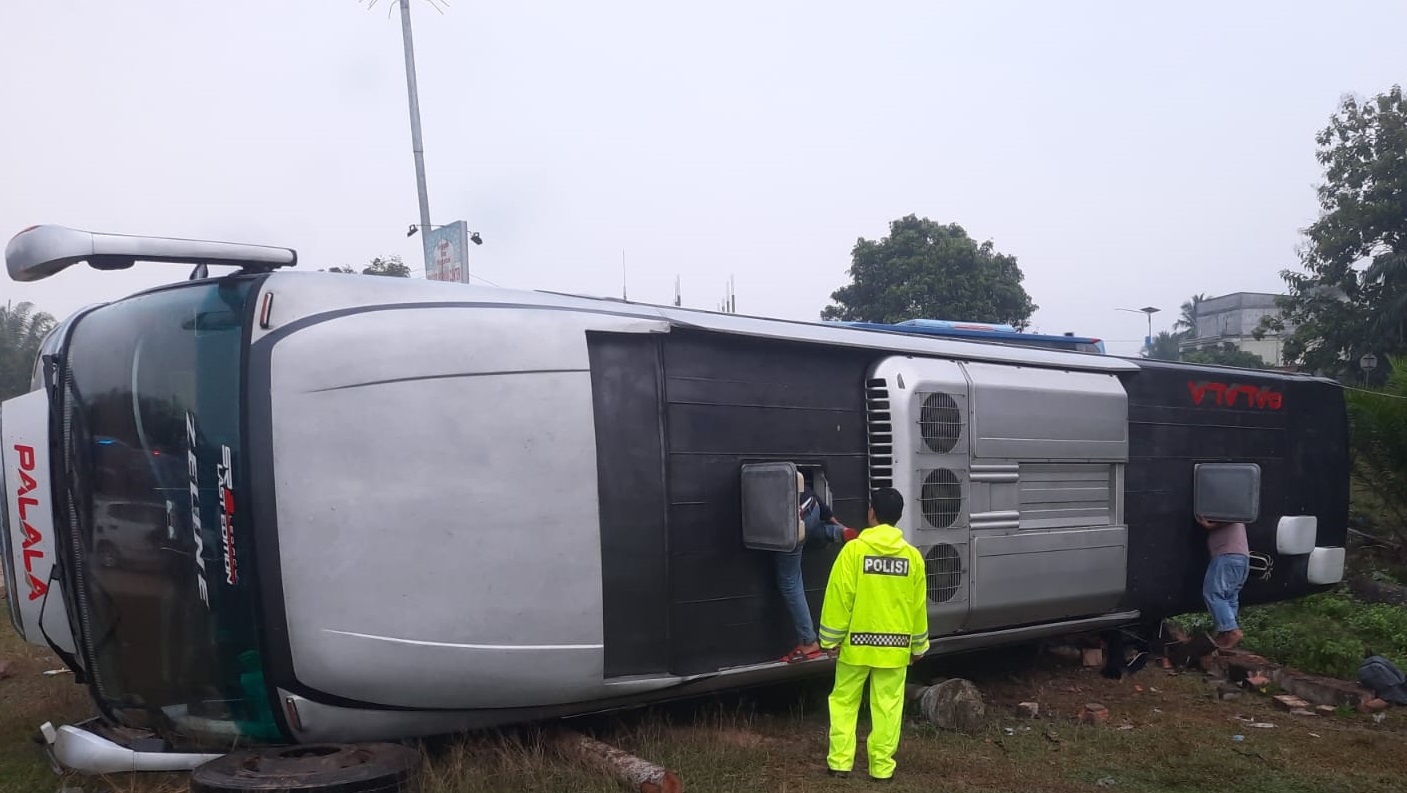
[{"xmin": 1358, "ymin": 655, "xmax": 1407, "ymax": 705}]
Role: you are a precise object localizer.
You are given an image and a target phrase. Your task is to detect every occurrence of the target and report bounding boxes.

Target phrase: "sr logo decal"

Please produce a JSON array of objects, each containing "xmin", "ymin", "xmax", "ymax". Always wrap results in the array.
[{"xmin": 217, "ymin": 445, "xmax": 237, "ymax": 586}]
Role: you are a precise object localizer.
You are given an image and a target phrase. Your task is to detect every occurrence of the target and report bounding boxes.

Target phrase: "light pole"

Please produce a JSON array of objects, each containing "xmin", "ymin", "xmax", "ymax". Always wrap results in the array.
[
  {"xmin": 1116, "ymin": 306, "xmax": 1161, "ymax": 356},
  {"xmin": 395, "ymin": 0, "xmax": 433, "ymax": 269}
]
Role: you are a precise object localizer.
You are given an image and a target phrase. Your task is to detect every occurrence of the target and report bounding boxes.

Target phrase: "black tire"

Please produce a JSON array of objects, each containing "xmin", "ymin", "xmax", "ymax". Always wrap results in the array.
[{"xmin": 189, "ymin": 742, "xmax": 422, "ymax": 792}]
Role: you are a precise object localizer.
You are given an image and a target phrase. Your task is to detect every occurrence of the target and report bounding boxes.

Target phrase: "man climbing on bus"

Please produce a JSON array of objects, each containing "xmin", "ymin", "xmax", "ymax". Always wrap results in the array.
[
  {"xmin": 817, "ymin": 487, "xmax": 929, "ymax": 783},
  {"xmin": 775, "ymin": 473, "xmax": 857, "ymax": 663}
]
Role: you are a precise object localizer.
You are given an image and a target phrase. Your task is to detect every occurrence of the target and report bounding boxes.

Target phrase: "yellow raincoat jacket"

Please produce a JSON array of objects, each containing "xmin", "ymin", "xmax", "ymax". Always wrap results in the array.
[{"xmin": 816, "ymin": 524, "xmax": 929, "ymax": 667}]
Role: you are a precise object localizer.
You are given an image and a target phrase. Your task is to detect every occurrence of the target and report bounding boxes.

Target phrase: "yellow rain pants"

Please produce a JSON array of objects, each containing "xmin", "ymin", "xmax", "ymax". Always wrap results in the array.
[{"xmin": 826, "ymin": 661, "xmax": 907, "ymax": 779}]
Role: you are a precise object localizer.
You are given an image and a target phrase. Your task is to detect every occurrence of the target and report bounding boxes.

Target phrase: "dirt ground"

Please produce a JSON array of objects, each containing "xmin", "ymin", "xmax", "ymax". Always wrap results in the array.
[{"xmin": 2, "ymin": 624, "xmax": 1406, "ymax": 793}]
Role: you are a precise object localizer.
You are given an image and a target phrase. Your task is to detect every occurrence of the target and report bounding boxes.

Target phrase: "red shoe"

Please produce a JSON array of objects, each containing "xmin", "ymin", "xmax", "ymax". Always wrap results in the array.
[
  {"xmin": 842, "ymin": 527, "xmax": 859, "ymax": 542},
  {"xmin": 780, "ymin": 645, "xmax": 824, "ymax": 664}
]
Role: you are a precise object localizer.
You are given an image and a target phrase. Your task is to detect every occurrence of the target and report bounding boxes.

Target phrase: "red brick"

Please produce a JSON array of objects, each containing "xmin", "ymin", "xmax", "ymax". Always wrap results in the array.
[
  {"xmin": 1359, "ymin": 698, "xmax": 1389, "ymax": 713},
  {"xmin": 1273, "ymin": 694, "xmax": 1310, "ymax": 712},
  {"xmin": 1078, "ymin": 703, "xmax": 1109, "ymax": 725}
]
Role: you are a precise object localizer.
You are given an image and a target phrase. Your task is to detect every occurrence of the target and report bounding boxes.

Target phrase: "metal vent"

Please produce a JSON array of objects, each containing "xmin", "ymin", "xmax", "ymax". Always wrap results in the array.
[
  {"xmin": 919, "ymin": 392, "xmax": 962, "ymax": 453},
  {"xmin": 866, "ymin": 378, "xmax": 893, "ymax": 489},
  {"xmin": 920, "ymin": 469, "xmax": 962, "ymax": 528},
  {"xmin": 925, "ymin": 544, "xmax": 962, "ymax": 603}
]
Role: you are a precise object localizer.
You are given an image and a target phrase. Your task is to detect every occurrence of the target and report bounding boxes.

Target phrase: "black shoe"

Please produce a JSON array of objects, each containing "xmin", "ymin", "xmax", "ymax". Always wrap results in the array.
[
  {"xmin": 827, "ymin": 769, "xmax": 850, "ymax": 778},
  {"xmin": 869, "ymin": 775, "xmax": 894, "ymax": 784}
]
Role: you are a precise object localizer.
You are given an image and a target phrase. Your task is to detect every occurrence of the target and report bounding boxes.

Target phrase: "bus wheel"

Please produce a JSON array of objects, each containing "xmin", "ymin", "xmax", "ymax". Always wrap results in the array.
[{"xmin": 190, "ymin": 742, "xmax": 421, "ymax": 792}]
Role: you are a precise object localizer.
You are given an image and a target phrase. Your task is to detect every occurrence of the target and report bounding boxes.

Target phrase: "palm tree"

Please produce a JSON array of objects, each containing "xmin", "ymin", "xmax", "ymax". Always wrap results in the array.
[
  {"xmin": 0, "ymin": 301, "xmax": 57, "ymax": 401},
  {"xmin": 1175, "ymin": 294, "xmax": 1207, "ymax": 339},
  {"xmin": 1146, "ymin": 330, "xmax": 1183, "ymax": 361}
]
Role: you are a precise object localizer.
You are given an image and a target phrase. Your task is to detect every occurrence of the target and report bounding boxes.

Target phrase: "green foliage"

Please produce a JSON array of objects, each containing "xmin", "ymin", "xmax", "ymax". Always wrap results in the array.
[
  {"xmin": 322, "ymin": 256, "xmax": 412, "ymax": 277},
  {"xmin": 1345, "ymin": 354, "xmax": 1407, "ymax": 540},
  {"xmin": 1181, "ymin": 348, "xmax": 1269, "ymax": 369},
  {"xmin": 0, "ymin": 301, "xmax": 56, "ymax": 402},
  {"xmin": 1175, "ymin": 294, "xmax": 1207, "ymax": 337},
  {"xmin": 1270, "ymin": 85, "xmax": 1407, "ymax": 377},
  {"xmin": 1177, "ymin": 589, "xmax": 1407, "ymax": 679},
  {"xmin": 1145, "ymin": 330, "xmax": 1183, "ymax": 361},
  {"xmin": 821, "ymin": 216, "xmax": 1037, "ymax": 329},
  {"xmin": 363, "ymin": 255, "xmax": 412, "ymax": 278}
]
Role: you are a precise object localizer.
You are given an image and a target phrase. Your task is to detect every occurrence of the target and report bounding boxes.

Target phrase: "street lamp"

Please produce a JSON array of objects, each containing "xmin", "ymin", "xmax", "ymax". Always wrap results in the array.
[
  {"xmin": 1117, "ymin": 306, "xmax": 1161, "ymax": 355},
  {"xmin": 408, "ymin": 224, "xmax": 483, "ymax": 245}
]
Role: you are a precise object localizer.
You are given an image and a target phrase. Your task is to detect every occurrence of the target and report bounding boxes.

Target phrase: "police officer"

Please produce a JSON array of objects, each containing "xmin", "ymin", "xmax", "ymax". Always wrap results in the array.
[{"xmin": 817, "ymin": 487, "xmax": 928, "ymax": 782}]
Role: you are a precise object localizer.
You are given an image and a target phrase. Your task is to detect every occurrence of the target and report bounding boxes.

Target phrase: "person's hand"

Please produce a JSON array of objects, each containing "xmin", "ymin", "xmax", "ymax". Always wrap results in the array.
[
  {"xmin": 1196, "ymin": 516, "xmax": 1215, "ymax": 530},
  {"xmin": 824, "ymin": 646, "xmax": 840, "ymax": 659}
]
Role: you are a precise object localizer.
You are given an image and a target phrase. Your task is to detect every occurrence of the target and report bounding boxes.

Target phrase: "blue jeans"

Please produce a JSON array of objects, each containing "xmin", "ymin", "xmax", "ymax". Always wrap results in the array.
[
  {"xmin": 774, "ymin": 504, "xmax": 846, "ymax": 646},
  {"xmin": 1203, "ymin": 554, "xmax": 1249, "ymax": 633}
]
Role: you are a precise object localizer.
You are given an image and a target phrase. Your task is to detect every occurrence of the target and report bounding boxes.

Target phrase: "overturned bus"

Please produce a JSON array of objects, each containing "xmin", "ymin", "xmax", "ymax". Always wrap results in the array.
[{"xmin": 3, "ymin": 225, "xmax": 1348, "ymax": 754}]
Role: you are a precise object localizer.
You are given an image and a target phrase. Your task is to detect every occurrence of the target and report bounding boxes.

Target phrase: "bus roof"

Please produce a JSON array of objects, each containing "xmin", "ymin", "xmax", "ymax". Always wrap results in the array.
[{"xmin": 825, "ymin": 320, "xmax": 1104, "ymax": 348}]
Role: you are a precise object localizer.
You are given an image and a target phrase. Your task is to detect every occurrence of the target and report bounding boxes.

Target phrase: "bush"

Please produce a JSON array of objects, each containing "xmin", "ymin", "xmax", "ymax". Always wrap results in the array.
[{"xmin": 1175, "ymin": 589, "xmax": 1407, "ymax": 679}]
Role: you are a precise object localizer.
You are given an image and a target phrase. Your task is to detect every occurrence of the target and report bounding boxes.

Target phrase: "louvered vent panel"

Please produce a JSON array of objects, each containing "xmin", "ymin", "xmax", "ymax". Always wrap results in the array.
[
  {"xmin": 1018, "ymin": 464, "xmax": 1113, "ymax": 530},
  {"xmin": 867, "ymin": 378, "xmax": 894, "ymax": 489}
]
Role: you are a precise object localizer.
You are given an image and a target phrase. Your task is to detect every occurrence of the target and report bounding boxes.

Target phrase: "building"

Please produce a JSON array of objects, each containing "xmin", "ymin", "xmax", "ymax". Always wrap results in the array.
[{"xmin": 1179, "ymin": 292, "xmax": 1292, "ymax": 367}]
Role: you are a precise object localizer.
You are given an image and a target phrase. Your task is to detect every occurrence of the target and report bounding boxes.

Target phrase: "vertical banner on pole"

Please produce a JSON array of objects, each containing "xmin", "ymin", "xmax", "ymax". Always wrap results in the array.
[{"xmin": 422, "ymin": 221, "xmax": 471, "ymax": 283}]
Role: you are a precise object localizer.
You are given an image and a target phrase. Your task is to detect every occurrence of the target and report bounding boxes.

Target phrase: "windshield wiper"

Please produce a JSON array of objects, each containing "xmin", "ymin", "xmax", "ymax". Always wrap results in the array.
[{"xmin": 30, "ymin": 352, "xmax": 89, "ymax": 683}]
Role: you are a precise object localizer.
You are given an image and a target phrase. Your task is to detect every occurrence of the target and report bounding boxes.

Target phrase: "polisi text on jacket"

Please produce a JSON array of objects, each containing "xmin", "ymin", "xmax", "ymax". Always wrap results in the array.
[{"xmin": 863, "ymin": 556, "xmax": 909, "ymax": 577}]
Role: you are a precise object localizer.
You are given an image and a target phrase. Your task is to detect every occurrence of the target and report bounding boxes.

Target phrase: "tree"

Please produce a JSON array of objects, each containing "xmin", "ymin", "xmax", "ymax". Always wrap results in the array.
[
  {"xmin": 1175, "ymin": 294, "xmax": 1207, "ymax": 338},
  {"xmin": 1268, "ymin": 85, "xmax": 1407, "ymax": 377},
  {"xmin": 1146, "ymin": 331, "xmax": 1183, "ymax": 361},
  {"xmin": 362, "ymin": 256, "xmax": 411, "ymax": 278},
  {"xmin": 320, "ymin": 256, "xmax": 412, "ymax": 278},
  {"xmin": 820, "ymin": 216, "xmax": 1038, "ymax": 329},
  {"xmin": 0, "ymin": 301, "xmax": 56, "ymax": 401},
  {"xmin": 1344, "ymin": 354, "xmax": 1407, "ymax": 546},
  {"xmin": 1182, "ymin": 348, "xmax": 1268, "ymax": 369}
]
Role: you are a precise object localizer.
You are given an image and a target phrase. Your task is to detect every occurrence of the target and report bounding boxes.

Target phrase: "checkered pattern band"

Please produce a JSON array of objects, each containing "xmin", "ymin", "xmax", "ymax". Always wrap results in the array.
[{"xmin": 848, "ymin": 632, "xmax": 911, "ymax": 648}]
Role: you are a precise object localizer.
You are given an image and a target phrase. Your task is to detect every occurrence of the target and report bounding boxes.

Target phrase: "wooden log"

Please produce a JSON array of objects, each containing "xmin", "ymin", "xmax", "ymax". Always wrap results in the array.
[{"xmin": 553, "ymin": 729, "xmax": 683, "ymax": 793}]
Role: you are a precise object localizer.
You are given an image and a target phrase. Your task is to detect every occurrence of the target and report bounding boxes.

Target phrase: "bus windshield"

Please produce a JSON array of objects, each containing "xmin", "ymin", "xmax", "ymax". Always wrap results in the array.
[{"xmin": 60, "ymin": 278, "xmax": 280, "ymax": 746}]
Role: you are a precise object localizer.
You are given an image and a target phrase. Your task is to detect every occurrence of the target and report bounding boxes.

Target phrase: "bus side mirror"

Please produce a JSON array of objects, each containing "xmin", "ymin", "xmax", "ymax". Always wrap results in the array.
[
  {"xmin": 6, "ymin": 225, "xmax": 296, "ymax": 283},
  {"xmin": 741, "ymin": 462, "xmax": 803, "ymax": 551}
]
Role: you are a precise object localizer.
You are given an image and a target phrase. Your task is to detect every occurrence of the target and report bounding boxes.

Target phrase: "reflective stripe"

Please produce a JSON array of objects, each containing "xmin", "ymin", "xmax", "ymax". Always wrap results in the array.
[
  {"xmin": 848, "ymin": 632, "xmax": 910, "ymax": 648},
  {"xmin": 819, "ymin": 625, "xmax": 846, "ymax": 638}
]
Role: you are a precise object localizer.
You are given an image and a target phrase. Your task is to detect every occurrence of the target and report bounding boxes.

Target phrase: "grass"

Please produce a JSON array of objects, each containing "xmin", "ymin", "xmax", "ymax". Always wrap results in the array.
[
  {"xmin": 1174, "ymin": 586, "xmax": 1407, "ymax": 680},
  {"xmin": 0, "ymin": 612, "xmax": 99, "ymax": 793},
  {"xmin": 4, "ymin": 599, "xmax": 1407, "ymax": 793},
  {"xmin": 405, "ymin": 668, "xmax": 1407, "ymax": 793}
]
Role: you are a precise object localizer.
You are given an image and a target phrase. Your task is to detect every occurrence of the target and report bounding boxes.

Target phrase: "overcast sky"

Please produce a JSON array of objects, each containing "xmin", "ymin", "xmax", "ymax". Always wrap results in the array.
[{"xmin": 2, "ymin": 1, "xmax": 1403, "ymax": 356}]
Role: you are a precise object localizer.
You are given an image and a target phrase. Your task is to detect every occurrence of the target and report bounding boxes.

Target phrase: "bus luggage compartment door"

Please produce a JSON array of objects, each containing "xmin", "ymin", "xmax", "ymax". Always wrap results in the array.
[{"xmin": 960, "ymin": 362, "xmax": 1129, "ymax": 630}]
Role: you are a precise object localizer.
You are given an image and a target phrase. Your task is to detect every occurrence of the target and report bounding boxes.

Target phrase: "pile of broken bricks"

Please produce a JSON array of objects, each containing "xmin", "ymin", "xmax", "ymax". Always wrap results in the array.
[{"xmin": 1211, "ymin": 649, "xmax": 1394, "ymax": 715}]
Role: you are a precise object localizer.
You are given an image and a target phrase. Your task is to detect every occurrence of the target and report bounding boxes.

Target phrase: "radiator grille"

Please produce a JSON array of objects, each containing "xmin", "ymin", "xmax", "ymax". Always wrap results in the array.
[
  {"xmin": 920, "ymin": 469, "xmax": 963, "ymax": 528},
  {"xmin": 925, "ymin": 544, "xmax": 963, "ymax": 603},
  {"xmin": 919, "ymin": 392, "xmax": 963, "ymax": 453}
]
